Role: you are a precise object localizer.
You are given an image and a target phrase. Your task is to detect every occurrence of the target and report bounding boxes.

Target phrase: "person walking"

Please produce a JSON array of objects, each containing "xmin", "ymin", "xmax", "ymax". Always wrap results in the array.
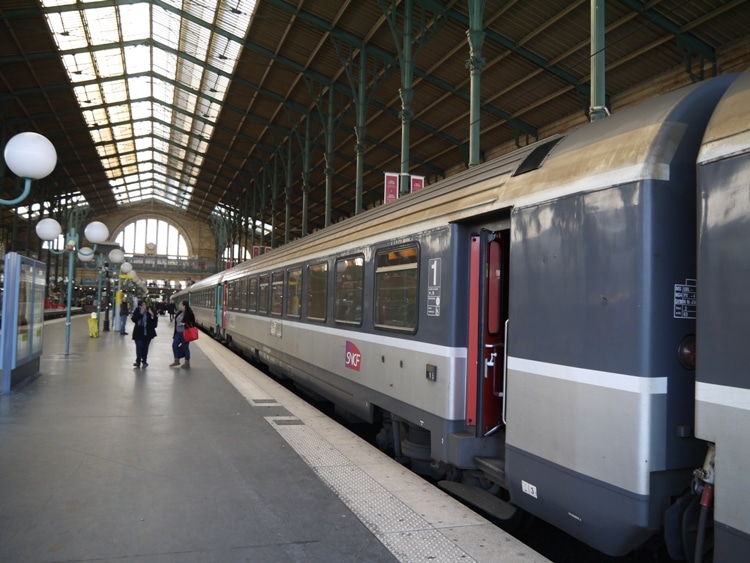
[
  {"xmin": 131, "ymin": 300, "xmax": 158, "ymax": 368},
  {"xmin": 170, "ymin": 300, "xmax": 195, "ymax": 368},
  {"xmin": 119, "ymin": 296, "xmax": 130, "ymax": 335}
]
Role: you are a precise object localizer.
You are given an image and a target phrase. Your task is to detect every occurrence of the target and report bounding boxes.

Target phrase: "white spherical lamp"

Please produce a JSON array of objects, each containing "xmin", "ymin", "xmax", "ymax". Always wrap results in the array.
[
  {"xmin": 108, "ymin": 248, "xmax": 125, "ymax": 264},
  {"xmin": 120, "ymin": 262, "xmax": 133, "ymax": 274},
  {"xmin": 4, "ymin": 132, "xmax": 57, "ymax": 179},
  {"xmin": 84, "ymin": 221, "xmax": 109, "ymax": 244},
  {"xmin": 78, "ymin": 247, "xmax": 95, "ymax": 262},
  {"xmin": 36, "ymin": 217, "xmax": 62, "ymax": 241}
]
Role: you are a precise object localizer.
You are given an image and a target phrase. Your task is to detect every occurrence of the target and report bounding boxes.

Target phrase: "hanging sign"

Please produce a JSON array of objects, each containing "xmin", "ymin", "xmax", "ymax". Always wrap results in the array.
[
  {"xmin": 411, "ymin": 175, "xmax": 425, "ymax": 193},
  {"xmin": 384, "ymin": 172, "xmax": 399, "ymax": 204}
]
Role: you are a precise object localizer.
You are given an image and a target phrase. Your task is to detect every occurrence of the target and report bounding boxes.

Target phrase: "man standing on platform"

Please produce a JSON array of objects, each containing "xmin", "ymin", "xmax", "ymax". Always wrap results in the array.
[{"xmin": 119, "ymin": 296, "xmax": 129, "ymax": 335}]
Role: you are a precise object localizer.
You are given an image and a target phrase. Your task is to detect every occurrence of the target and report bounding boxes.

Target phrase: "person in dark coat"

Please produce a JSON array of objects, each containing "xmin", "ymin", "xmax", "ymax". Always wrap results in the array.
[
  {"xmin": 131, "ymin": 300, "xmax": 158, "ymax": 368},
  {"xmin": 119, "ymin": 297, "xmax": 129, "ymax": 335},
  {"xmin": 170, "ymin": 300, "xmax": 195, "ymax": 369}
]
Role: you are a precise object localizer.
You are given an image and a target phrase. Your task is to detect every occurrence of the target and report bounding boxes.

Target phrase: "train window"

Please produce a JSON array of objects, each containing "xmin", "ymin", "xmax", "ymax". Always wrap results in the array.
[
  {"xmin": 335, "ymin": 255, "xmax": 363, "ymax": 325},
  {"xmin": 233, "ymin": 281, "xmax": 241, "ymax": 310},
  {"xmin": 248, "ymin": 277, "xmax": 258, "ymax": 313},
  {"xmin": 307, "ymin": 262, "xmax": 328, "ymax": 322},
  {"xmin": 239, "ymin": 279, "xmax": 248, "ymax": 312},
  {"xmin": 374, "ymin": 244, "xmax": 419, "ymax": 332},
  {"xmin": 271, "ymin": 271, "xmax": 284, "ymax": 316},
  {"xmin": 227, "ymin": 281, "xmax": 236, "ymax": 311},
  {"xmin": 286, "ymin": 268, "xmax": 302, "ymax": 317},
  {"xmin": 258, "ymin": 274, "xmax": 269, "ymax": 314}
]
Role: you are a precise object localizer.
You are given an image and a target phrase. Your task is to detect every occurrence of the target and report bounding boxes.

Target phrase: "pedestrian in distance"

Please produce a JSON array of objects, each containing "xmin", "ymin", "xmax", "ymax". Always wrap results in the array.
[
  {"xmin": 131, "ymin": 300, "xmax": 158, "ymax": 368},
  {"xmin": 119, "ymin": 296, "xmax": 129, "ymax": 335},
  {"xmin": 170, "ymin": 300, "xmax": 195, "ymax": 369}
]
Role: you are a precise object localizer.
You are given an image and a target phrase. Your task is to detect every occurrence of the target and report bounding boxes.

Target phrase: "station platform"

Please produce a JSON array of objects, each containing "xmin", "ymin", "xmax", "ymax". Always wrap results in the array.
[{"xmin": 0, "ymin": 315, "xmax": 548, "ymax": 562}]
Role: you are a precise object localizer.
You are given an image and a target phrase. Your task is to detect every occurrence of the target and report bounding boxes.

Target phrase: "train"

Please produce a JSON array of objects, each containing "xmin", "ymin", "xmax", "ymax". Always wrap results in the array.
[{"xmin": 172, "ymin": 66, "xmax": 750, "ymax": 561}]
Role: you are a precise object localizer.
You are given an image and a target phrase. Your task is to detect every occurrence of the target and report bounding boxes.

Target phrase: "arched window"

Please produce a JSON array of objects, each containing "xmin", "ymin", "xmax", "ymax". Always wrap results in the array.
[{"xmin": 114, "ymin": 218, "xmax": 188, "ymax": 258}]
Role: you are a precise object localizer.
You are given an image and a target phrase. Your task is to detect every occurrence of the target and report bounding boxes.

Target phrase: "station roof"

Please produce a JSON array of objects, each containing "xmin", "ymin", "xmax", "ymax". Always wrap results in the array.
[{"xmin": 2, "ymin": 0, "xmax": 749, "ymax": 237}]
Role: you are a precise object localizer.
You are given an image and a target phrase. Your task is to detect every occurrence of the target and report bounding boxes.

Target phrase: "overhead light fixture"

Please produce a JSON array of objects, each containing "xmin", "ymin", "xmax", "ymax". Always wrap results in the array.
[{"xmin": 2, "ymin": 132, "xmax": 57, "ymax": 205}]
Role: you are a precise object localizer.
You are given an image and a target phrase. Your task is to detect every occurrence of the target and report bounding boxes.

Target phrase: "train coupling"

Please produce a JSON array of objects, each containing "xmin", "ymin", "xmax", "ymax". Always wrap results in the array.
[{"xmin": 692, "ymin": 442, "xmax": 716, "ymax": 494}]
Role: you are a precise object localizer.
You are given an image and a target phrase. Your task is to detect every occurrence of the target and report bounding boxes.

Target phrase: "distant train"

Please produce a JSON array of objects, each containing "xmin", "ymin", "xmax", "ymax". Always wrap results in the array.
[{"xmin": 173, "ymin": 67, "xmax": 750, "ymax": 561}]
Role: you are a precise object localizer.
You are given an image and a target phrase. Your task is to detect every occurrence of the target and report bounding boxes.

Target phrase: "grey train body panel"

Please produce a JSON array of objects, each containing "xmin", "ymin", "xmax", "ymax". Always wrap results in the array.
[
  {"xmin": 697, "ymin": 67, "xmax": 750, "ymax": 560},
  {"xmin": 503, "ymin": 74, "xmax": 737, "ymax": 556}
]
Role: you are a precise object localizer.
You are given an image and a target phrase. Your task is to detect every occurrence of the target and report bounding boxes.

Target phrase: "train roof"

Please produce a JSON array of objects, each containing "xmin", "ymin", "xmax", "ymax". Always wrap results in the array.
[
  {"xmin": 218, "ymin": 137, "xmax": 553, "ymax": 282},
  {"xmin": 196, "ymin": 72, "xmax": 740, "ymax": 286},
  {"xmin": 510, "ymin": 73, "xmax": 738, "ymax": 209},
  {"xmin": 698, "ymin": 67, "xmax": 750, "ymax": 165},
  {"xmin": 185, "ymin": 271, "xmax": 224, "ymax": 291}
]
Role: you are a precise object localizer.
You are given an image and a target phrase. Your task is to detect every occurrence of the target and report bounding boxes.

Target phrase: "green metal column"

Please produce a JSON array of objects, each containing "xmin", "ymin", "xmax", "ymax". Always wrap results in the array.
[
  {"xmin": 301, "ymin": 115, "xmax": 311, "ymax": 237},
  {"xmin": 398, "ymin": 0, "xmax": 414, "ymax": 196},
  {"xmin": 271, "ymin": 157, "xmax": 279, "ymax": 249},
  {"xmin": 259, "ymin": 181, "xmax": 266, "ymax": 250},
  {"xmin": 250, "ymin": 186, "xmax": 257, "ymax": 253},
  {"xmin": 285, "ymin": 138, "xmax": 293, "ymax": 244},
  {"xmin": 209, "ymin": 211, "xmax": 228, "ymax": 273},
  {"xmin": 355, "ymin": 44, "xmax": 367, "ymax": 215},
  {"xmin": 334, "ymin": 31, "xmax": 400, "ymax": 214},
  {"xmin": 590, "ymin": 0, "xmax": 607, "ymax": 121},
  {"xmin": 241, "ymin": 179, "xmax": 252, "ymax": 257},
  {"xmin": 267, "ymin": 165, "xmax": 276, "ymax": 249},
  {"xmin": 325, "ymin": 90, "xmax": 334, "ymax": 227},
  {"xmin": 467, "ymin": 0, "xmax": 486, "ymax": 167},
  {"xmin": 11, "ymin": 200, "xmax": 19, "ymax": 251}
]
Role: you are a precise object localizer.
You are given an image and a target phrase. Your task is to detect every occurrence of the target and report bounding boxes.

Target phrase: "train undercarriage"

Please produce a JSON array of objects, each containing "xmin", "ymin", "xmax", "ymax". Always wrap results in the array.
[
  {"xmin": 373, "ymin": 409, "xmax": 715, "ymax": 561},
  {"xmin": 373, "ymin": 411, "xmax": 524, "ymax": 526}
]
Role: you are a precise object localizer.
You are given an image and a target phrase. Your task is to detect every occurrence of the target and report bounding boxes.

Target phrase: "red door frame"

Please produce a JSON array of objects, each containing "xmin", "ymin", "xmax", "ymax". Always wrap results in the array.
[{"xmin": 466, "ymin": 230, "xmax": 509, "ymax": 436}]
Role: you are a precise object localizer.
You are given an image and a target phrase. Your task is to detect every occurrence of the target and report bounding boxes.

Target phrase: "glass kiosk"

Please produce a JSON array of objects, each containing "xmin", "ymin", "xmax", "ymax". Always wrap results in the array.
[{"xmin": 1, "ymin": 252, "xmax": 46, "ymax": 393}]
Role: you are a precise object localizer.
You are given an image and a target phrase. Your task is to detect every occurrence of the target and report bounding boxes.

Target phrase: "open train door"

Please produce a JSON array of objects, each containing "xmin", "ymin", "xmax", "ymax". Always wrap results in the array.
[{"xmin": 467, "ymin": 229, "xmax": 510, "ymax": 436}]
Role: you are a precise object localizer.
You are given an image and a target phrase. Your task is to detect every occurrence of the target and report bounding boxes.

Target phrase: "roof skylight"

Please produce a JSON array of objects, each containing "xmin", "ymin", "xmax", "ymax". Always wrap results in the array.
[{"xmin": 40, "ymin": 0, "xmax": 257, "ymax": 210}]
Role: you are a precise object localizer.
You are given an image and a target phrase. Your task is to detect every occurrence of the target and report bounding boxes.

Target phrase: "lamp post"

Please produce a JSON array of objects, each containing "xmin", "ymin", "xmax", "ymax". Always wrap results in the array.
[
  {"xmin": 106, "ymin": 249, "xmax": 125, "ymax": 332},
  {"xmin": 120, "ymin": 261, "xmax": 133, "ymax": 297},
  {"xmin": 79, "ymin": 246, "xmax": 123, "ymax": 333},
  {"xmin": 36, "ymin": 218, "xmax": 109, "ymax": 355},
  {"xmin": 2, "ymin": 132, "xmax": 57, "ymax": 205},
  {"xmin": 77, "ymin": 247, "xmax": 105, "ymax": 330}
]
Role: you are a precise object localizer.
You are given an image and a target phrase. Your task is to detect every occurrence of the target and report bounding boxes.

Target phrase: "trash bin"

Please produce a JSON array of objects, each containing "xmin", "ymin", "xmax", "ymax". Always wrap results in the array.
[{"xmin": 88, "ymin": 315, "xmax": 99, "ymax": 338}]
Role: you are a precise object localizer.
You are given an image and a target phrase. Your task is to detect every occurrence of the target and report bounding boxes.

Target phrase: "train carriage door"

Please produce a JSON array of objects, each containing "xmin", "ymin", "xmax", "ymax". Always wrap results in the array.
[{"xmin": 467, "ymin": 230, "xmax": 509, "ymax": 436}]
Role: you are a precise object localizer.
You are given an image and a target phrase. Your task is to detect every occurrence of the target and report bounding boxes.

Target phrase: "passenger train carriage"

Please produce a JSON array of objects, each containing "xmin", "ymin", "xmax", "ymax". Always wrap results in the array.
[
  {"xmin": 695, "ymin": 68, "xmax": 750, "ymax": 562},
  {"xmin": 174, "ymin": 67, "xmax": 750, "ymax": 561}
]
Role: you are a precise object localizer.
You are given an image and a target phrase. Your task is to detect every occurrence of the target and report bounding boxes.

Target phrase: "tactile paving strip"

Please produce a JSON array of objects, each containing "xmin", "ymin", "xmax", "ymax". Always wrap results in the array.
[{"xmin": 267, "ymin": 416, "xmax": 473, "ymax": 562}]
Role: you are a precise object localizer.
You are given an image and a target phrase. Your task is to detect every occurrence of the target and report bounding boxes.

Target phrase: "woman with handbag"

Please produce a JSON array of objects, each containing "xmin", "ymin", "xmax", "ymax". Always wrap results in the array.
[
  {"xmin": 131, "ymin": 300, "xmax": 158, "ymax": 368},
  {"xmin": 170, "ymin": 300, "xmax": 196, "ymax": 368}
]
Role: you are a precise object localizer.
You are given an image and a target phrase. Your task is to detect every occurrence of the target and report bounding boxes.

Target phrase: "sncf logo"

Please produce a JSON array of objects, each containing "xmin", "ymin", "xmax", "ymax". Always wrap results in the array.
[{"xmin": 345, "ymin": 341, "xmax": 362, "ymax": 371}]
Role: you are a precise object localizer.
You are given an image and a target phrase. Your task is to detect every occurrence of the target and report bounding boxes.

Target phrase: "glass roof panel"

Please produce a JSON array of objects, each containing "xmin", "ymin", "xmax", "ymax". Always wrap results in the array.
[{"xmin": 41, "ymin": 0, "xmax": 259, "ymax": 211}]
